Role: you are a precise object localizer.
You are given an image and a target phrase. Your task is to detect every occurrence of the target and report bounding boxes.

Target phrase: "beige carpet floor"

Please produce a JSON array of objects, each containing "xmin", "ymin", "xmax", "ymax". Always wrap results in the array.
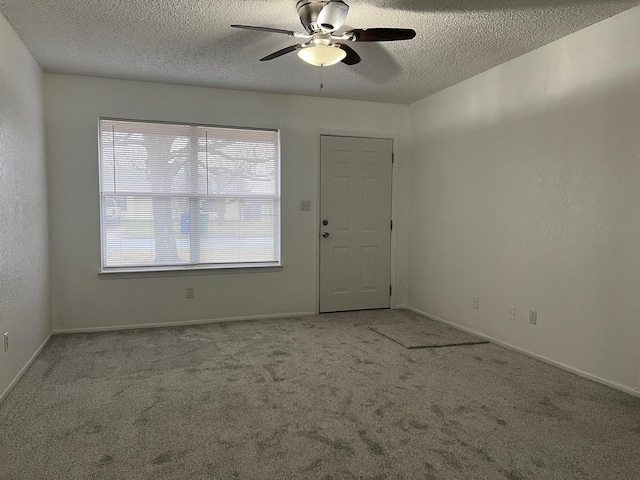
[{"xmin": 1, "ymin": 309, "xmax": 639, "ymax": 479}]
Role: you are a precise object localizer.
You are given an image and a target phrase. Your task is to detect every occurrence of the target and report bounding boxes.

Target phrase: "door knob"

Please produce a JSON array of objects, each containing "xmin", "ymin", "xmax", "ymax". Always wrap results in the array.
[{"xmin": 322, "ymin": 232, "xmax": 330, "ymax": 238}]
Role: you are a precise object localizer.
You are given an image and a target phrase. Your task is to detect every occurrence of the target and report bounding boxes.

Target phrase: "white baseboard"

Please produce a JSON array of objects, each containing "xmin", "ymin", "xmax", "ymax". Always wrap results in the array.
[
  {"xmin": 53, "ymin": 311, "xmax": 316, "ymax": 334},
  {"xmin": 0, "ymin": 332, "xmax": 53, "ymax": 405},
  {"xmin": 402, "ymin": 306, "xmax": 640, "ymax": 399}
]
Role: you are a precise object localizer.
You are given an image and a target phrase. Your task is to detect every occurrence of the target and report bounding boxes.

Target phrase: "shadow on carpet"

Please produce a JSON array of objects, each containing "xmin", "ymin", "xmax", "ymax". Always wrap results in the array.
[{"xmin": 369, "ymin": 319, "xmax": 489, "ymax": 349}]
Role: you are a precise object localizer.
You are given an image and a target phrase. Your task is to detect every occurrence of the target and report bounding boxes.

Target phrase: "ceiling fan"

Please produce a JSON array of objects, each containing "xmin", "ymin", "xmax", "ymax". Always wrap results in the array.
[{"xmin": 231, "ymin": 0, "xmax": 416, "ymax": 67}]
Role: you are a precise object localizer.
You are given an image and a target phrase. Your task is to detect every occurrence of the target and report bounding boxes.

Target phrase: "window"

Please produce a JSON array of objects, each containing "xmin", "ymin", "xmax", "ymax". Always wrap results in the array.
[{"xmin": 99, "ymin": 119, "xmax": 280, "ymax": 272}]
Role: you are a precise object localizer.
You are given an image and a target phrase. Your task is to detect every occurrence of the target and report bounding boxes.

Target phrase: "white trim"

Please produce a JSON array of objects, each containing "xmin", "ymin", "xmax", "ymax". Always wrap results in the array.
[
  {"xmin": 0, "ymin": 332, "xmax": 53, "ymax": 405},
  {"xmin": 389, "ymin": 138, "xmax": 399, "ymax": 310},
  {"xmin": 314, "ymin": 130, "xmax": 322, "ymax": 314},
  {"xmin": 98, "ymin": 264, "xmax": 283, "ymax": 279},
  {"xmin": 98, "ymin": 118, "xmax": 281, "ymax": 272},
  {"xmin": 53, "ymin": 311, "xmax": 316, "ymax": 334},
  {"xmin": 402, "ymin": 306, "xmax": 640, "ymax": 399},
  {"xmin": 99, "ymin": 116, "xmax": 279, "ymax": 133}
]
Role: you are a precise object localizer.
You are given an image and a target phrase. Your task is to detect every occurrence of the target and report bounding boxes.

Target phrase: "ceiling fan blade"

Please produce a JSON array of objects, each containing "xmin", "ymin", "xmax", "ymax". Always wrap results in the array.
[
  {"xmin": 344, "ymin": 28, "xmax": 416, "ymax": 42},
  {"xmin": 231, "ymin": 25, "xmax": 297, "ymax": 36},
  {"xmin": 335, "ymin": 43, "xmax": 361, "ymax": 65},
  {"xmin": 317, "ymin": 0, "xmax": 350, "ymax": 32},
  {"xmin": 260, "ymin": 44, "xmax": 301, "ymax": 61}
]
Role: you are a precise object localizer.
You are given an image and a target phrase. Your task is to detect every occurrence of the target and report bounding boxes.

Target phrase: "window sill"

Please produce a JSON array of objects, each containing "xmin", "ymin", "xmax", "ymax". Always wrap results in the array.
[{"xmin": 98, "ymin": 263, "xmax": 283, "ymax": 279}]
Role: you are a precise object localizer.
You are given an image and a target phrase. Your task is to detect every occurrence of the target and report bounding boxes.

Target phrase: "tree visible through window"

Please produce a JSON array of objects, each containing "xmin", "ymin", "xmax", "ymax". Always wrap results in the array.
[{"xmin": 99, "ymin": 119, "xmax": 280, "ymax": 271}]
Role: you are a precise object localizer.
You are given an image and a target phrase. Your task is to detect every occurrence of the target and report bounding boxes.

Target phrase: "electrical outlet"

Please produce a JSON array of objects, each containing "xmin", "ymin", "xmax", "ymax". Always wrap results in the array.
[
  {"xmin": 473, "ymin": 296, "xmax": 479, "ymax": 309},
  {"xmin": 3, "ymin": 332, "xmax": 8, "ymax": 352},
  {"xmin": 186, "ymin": 287, "xmax": 195, "ymax": 299},
  {"xmin": 509, "ymin": 306, "xmax": 516, "ymax": 321},
  {"xmin": 529, "ymin": 310, "xmax": 537, "ymax": 325}
]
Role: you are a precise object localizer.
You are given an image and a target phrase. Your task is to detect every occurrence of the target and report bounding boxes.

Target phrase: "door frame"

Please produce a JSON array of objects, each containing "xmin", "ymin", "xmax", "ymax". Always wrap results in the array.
[{"xmin": 315, "ymin": 129, "xmax": 399, "ymax": 314}]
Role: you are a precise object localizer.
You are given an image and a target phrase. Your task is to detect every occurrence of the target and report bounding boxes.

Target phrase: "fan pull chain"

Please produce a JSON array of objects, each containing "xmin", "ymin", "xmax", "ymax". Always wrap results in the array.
[{"xmin": 319, "ymin": 65, "xmax": 324, "ymax": 96}]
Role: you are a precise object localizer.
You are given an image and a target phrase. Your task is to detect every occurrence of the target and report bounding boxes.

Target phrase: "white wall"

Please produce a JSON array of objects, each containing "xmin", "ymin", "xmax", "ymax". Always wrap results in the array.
[
  {"xmin": 45, "ymin": 74, "xmax": 408, "ymax": 331},
  {"xmin": 407, "ymin": 6, "xmax": 640, "ymax": 392},
  {"xmin": 0, "ymin": 13, "xmax": 50, "ymax": 400}
]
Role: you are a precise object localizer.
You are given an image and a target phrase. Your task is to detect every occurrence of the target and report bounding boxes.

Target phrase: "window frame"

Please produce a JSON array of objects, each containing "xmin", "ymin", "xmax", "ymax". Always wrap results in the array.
[{"xmin": 97, "ymin": 117, "xmax": 282, "ymax": 275}]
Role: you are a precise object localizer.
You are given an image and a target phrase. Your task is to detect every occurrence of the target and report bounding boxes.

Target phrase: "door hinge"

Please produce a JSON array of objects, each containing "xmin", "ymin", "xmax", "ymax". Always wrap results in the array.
[
  {"xmin": 389, "ymin": 285, "xmax": 392, "ymax": 296},
  {"xmin": 392, "ymin": 152, "xmax": 395, "ymax": 164},
  {"xmin": 390, "ymin": 220, "xmax": 393, "ymax": 230}
]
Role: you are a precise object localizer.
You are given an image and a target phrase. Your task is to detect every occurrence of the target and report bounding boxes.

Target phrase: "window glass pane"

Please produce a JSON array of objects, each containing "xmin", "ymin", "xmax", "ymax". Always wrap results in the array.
[
  {"xmin": 99, "ymin": 119, "xmax": 280, "ymax": 270},
  {"xmin": 197, "ymin": 198, "xmax": 278, "ymax": 264},
  {"xmin": 102, "ymin": 195, "xmax": 190, "ymax": 267}
]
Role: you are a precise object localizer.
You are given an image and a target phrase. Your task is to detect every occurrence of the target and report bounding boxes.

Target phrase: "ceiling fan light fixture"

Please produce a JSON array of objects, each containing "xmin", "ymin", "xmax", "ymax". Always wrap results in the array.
[{"xmin": 297, "ymin": 45, "xmax": 346, "ymax": 66}]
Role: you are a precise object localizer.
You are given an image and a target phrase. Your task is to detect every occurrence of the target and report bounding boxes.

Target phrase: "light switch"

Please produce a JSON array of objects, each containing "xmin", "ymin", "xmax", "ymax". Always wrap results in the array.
[{"xmin": 300, "ymin": 200, "xmax": 311, "ymax": 211}]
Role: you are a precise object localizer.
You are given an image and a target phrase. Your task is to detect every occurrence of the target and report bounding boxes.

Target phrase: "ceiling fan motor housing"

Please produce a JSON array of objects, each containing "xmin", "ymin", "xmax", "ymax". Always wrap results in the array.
[{"xmin": 296, "ymin": 0, "xmax": 344, "ymax": 33}]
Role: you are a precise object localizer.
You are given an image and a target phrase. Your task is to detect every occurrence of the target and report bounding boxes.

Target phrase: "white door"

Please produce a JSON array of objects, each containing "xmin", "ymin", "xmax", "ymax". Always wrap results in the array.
[{"xmin": 320, "ymin": 135, "xmax": 393, "ymax": 313}]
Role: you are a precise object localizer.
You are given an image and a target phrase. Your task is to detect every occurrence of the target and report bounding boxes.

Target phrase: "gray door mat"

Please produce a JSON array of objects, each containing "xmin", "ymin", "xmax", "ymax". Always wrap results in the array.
[{"xmin": 369, "ymin": 320, "xmax": 489, "ymax": 349}]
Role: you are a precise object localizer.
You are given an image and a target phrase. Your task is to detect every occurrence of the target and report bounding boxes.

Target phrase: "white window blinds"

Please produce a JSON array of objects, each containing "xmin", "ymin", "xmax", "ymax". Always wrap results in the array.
[{"xmin": 99, "ymin": 119, "xmax": 280, "ymax": 271}]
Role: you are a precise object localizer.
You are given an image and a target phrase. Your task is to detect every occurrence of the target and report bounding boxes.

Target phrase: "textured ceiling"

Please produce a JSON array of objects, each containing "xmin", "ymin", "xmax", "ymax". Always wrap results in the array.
[{"xmin": 1, "ymin": 0, "xmax": 637, "ymax": 104}]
